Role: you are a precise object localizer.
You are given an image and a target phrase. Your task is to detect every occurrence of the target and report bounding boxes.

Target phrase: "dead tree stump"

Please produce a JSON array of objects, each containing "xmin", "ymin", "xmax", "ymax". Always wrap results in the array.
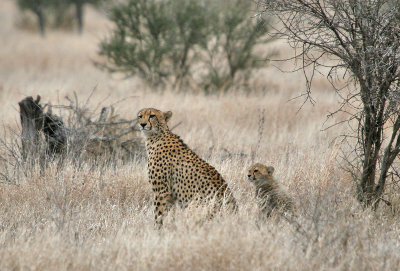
[
  {"xmin": 19, "ymin": 96, "xmax": 44, "ymax": 158},
  {"xmin": 18, "ymin": 95, "xmax": 67, "ymax": 158}
]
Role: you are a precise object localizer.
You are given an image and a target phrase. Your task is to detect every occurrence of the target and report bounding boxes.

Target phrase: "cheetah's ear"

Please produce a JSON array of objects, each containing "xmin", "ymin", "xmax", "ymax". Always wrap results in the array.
[
  {"xmin": 164, "ymin": 111, "xmax": 173, "ymax": 122},
  {"xmin": 267, "ymin": 166, "xmax": 275, "ymax": 175}
]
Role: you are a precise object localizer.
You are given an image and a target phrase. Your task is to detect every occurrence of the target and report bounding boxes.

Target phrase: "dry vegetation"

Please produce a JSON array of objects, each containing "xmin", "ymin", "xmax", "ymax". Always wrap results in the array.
[{"xmin": 0, "ymin": 0, "xmax": 399, "ymax": 270}]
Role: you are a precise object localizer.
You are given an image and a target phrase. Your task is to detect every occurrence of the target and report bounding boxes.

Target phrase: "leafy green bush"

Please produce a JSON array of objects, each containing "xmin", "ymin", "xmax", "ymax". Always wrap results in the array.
[
  {"xmin": 98, "ymin": 0, "xmax": 209, "ymax": 89},
  {"xmin": 98, "ymin": 0, "xmax": 272, "ymax": 92},
  {"xmin": 200, "ymin": 0, "xmax": 272, "ymax": 93}
]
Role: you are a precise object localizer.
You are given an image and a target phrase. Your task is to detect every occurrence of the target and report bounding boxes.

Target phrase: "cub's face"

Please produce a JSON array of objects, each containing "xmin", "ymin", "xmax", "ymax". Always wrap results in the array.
[
  {"xmin": 247, "ymin": 163, "xmax": 274, "ymax": 183},
  {"xmin": 137, "ymin": 108, "xmax": 172, "ymax": 137}
]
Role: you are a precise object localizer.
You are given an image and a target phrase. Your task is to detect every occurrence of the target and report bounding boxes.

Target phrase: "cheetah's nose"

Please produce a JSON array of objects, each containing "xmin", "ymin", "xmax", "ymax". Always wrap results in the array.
[
  {"xmin": 140, "ymin": 123, "xmax": 146, "ymax": 128},
  {"xmin": 248, "ymin": 175, "xmax": 251, "ymax": 178}
]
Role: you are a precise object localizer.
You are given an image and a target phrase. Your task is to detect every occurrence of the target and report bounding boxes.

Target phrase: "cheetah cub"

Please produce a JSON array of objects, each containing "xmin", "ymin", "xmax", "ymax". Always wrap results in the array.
[
  {"xmin": 138, "ymin": 108, "xmax": 237, "ymax": 225},
  {"xmin": 247, "ymin": 163, "xmax": 293, "ymax": 216}
]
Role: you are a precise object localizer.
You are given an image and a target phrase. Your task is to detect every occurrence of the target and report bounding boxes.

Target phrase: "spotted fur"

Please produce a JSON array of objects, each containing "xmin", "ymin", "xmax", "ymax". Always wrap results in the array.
[
  {"xmin": 138, "ymin": 108, "xmax": 237, "ymax": 225},
  {"xmin": 248, "ymin": 163, "xmax": 293, "ymax": 216}
]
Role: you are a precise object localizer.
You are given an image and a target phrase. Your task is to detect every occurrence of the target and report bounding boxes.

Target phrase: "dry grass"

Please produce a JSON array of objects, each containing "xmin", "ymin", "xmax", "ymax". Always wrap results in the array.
[{"xmin": 1, "ymin": 1, "xmax": 399, "ymax": 270}]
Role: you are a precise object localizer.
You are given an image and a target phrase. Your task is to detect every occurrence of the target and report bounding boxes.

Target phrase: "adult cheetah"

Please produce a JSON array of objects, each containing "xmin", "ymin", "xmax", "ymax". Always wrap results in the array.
[
  {"xmin": 138, "ymin": 108, "xmax": 237, "ymax": 225},
  {"xmin": 247, "ymin": 163, "xmax": 293, "ymax": 216}
]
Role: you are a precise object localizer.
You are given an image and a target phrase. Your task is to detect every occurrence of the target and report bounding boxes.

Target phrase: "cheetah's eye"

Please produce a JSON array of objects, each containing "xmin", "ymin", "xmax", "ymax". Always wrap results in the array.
[
  {"xmin": 254, "ymin": 169, "xmax": 258, "ymax": 173},
  {"xmin": 138, "ymin": 115, "xmax": 142, "ymax": 119},
  {"xmin": 149, "ymin": 114, "xmax": 156, "ymax": 118}
]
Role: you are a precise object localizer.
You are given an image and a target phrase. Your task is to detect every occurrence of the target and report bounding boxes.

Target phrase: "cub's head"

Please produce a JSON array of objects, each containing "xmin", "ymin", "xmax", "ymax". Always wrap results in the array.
[
  {"xmin": 247, "ymin": 163, "xmax": 274, "ymax": 184},
  {"xmin": 137, "ymin": 108, "xmax": 172, "ymax": 137}
]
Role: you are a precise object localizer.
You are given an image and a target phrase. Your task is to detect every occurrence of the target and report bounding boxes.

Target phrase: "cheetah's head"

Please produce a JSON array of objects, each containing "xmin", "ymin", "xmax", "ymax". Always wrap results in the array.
[
  {"xmin": 247, "ymin": 163, "xmax": 274, "ymax": 185},
  {"xmin": 137, "ymin": 108, "xmax": 172, "ymax": 137}
]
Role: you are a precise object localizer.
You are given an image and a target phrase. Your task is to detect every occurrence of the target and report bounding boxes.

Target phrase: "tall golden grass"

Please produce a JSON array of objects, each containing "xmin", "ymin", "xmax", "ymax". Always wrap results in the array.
[{"xmin": 1, "ymin": 0, "xmax": 399, "ymax": 270}]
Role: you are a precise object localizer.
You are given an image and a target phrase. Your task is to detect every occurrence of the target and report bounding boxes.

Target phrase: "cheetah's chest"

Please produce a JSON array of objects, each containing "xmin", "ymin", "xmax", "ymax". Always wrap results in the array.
[{"xmin": 145, "ymin": 135, "xmax": 227, "ymax": 204}]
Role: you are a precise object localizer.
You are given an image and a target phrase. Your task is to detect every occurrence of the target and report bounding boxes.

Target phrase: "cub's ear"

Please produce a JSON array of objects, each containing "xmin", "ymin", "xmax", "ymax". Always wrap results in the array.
[
  {"xmin": 164, "ymin": 111, "xmax": 173, "ymax": 122},
  {"xmin": 267, "ymin": 166, "xmax": 275, "ymax": 175}
]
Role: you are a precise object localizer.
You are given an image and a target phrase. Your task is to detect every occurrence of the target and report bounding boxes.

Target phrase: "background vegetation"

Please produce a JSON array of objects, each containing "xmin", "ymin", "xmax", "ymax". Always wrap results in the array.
[
  {"xmin": 1, "ymin": 0, "xmax": 400, "ymax": 270},
  {"xmin": 258, "ymin": 0, "xmax": 400, "ymax": 209},
  {"xmin": 98, "ymin": 0, "xmax": 272, "ymax": 92},
  {"xmin": 17, "ymin": 0, "xmax": 102, "ymax": 35}
]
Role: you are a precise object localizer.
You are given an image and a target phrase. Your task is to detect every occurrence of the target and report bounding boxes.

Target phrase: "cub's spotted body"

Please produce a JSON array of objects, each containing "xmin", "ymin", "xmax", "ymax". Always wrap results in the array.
[
  {"xmin": 248, "ymin": 163, "xmax": 293, "ymax": 216},
  {"xmin": 138, "ymin": 108, "xmax": 236, "ymax": 224}
]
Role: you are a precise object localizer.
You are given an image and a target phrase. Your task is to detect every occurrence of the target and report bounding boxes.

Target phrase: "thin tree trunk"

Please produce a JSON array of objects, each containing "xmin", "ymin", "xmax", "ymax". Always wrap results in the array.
[
  {"xmin": 75, "ymin": 0, "xmax": 84, "ymax": 35},
  {"xmin": 35, "ymin": 9, "xmax": 45, "ymax": 37},
  {"xmin": 373, "ymin": 117, "xmax": 400, "ymax": 209},
  {"xmin": 358, "ymin": 98, "xmax": 380, "ymax": 206},
  {"xmin": 358, "ymin": 152, "xmax": 378, "ymax": 206}
]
